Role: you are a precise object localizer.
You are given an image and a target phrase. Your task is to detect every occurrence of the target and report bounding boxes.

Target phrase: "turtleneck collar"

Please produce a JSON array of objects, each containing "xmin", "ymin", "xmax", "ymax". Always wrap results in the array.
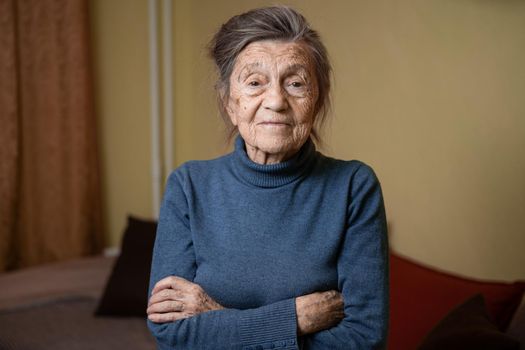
[{"xmin": 231, "ymin": 135, "xmax": 318, "ymax": 188}]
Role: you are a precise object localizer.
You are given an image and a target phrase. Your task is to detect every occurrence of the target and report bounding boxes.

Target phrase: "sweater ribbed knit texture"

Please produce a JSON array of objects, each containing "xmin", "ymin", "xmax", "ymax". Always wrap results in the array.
[{"xmin": 148, "ymin": 136, "xmax": 389, "ymax": 350}]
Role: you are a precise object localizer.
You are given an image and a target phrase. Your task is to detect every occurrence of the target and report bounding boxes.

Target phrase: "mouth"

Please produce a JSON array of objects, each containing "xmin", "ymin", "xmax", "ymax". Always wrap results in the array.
[{"xmin": 258, "ymin": 121, "xmax": 291, "ymax": 127}]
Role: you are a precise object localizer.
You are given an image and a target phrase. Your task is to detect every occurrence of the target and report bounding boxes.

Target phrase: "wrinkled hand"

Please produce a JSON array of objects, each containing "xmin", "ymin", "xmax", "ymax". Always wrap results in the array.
[
  {"xmin": 295, "ymin": 290, "xmax": 344, "ymax": 336},
  {"xmin": 147, "ymin": 276, "xmax": 224, "ymax": 323}
]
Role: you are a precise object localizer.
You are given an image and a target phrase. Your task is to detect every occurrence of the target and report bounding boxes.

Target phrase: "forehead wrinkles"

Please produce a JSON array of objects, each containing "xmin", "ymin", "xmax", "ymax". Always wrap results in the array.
[{"xmin": 233, "ymin": 42, "xmax": 314, "ymax": 79}]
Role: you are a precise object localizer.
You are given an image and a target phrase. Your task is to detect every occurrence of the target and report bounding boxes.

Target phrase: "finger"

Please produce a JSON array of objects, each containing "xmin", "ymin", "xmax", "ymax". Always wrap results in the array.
[
  {"xmin": 327, "ymin": 290, "xmax": 341, "ymax": 298},
  {"xmin": 151, "ymin": 276, "xmax": 181, "ymax": 294},
  {"xmin": 148, "ymin": 288, "xmax": 183, "ymax": 306},
  {"xmin": 152, "ymin": 276, "xmax": 194, "ymax": 295},
  {"xmin": 148, "ymin": 312, "xmax": 190, "ymax": 323},
  {"xmin": 322, "ymin": 290, "xmax": 342, "ymax": 302},
  {"xmin": 147, "ymin": 300, "xmax": 184, "ymax": 314}
]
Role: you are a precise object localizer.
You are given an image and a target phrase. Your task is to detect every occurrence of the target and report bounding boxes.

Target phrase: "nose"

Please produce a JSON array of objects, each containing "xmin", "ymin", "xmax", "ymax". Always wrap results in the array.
[{"xmin": 262, "ymin": 84, "xmax": 288, "ymax": 112}]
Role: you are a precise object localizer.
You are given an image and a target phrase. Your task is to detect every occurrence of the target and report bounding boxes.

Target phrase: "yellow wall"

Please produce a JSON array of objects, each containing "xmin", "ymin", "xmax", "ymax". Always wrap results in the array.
[
  {"xmin": 90, "ymin": 0, "xmax": 152, "ymax": 247},
  {"xmin": 90, "ymin": 0, "xmax": 525, "ymax": 280}
]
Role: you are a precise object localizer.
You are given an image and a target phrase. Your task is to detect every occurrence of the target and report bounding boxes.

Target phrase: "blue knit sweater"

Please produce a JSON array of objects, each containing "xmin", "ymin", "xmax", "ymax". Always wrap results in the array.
[{"xmin": 148, "ymin": 136, "xmax": 389, "ymax": 350}]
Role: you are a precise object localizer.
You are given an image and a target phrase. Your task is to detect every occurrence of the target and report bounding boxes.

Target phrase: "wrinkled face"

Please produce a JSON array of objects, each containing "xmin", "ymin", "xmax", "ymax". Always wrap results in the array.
[{"xmin": 226, "ymin": 40, "xmax": 319, "ymax": 164}]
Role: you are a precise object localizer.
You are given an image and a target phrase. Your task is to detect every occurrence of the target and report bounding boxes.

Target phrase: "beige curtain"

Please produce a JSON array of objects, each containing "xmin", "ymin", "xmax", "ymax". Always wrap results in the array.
[{"xmin": 0, "ymin": 0, "xmax": 103, "ymax": 271}]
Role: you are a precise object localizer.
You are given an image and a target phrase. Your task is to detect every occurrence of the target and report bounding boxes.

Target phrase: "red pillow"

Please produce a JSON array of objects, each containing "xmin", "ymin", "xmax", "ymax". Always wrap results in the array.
[
  {"xmin": 418, "ymin": 294, "xmax": 520, "ymax": 350},
  {"xmin": 388, "ymin": 252, "xmax": 525, "ymax": 350}
]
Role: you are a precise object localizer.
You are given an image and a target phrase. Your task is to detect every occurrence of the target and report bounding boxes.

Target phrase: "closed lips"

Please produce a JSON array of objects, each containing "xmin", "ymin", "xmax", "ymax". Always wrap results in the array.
[{"xmin": 259, "ymin": 121, "xmax": 290, "ymax": 125}]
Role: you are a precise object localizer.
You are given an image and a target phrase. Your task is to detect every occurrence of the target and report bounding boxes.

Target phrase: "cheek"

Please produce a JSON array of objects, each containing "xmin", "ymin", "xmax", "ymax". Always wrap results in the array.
[
  {"xmin": 294, "ymin": 96, "xmax": 317, "ymax": 124},
  {"xmin": 239, "ymin": 96, "xmax": 250, "ymax": 111},
  {"xmin": 231, "ymin": 94, "xmax": 260, "ymax": 121}
]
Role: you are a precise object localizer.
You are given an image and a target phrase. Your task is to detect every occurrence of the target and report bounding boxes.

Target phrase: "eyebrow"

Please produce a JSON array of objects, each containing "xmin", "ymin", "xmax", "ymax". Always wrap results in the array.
[
  {"xmin": 281, "ymin": 63, "xmax": 309, "ymax": 76},
  {"xmin": 237, "ymin": 62, "xmax": 310, "ymax": 82},
  {"xmin": 237, "ymin": 63, "xmax": 263, "ymax": 82}
]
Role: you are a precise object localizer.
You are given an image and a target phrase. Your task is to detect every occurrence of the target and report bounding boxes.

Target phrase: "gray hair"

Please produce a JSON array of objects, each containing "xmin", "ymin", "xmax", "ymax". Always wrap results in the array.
[{"xmin": 208, "ymin": 6, "xmax": 332, "ymax": 144}]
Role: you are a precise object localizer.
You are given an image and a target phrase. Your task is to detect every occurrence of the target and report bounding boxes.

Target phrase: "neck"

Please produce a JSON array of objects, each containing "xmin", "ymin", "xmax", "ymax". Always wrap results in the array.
[{"xmin": 232, "ymin": 136, "xmax": 317, "ymax": 188}]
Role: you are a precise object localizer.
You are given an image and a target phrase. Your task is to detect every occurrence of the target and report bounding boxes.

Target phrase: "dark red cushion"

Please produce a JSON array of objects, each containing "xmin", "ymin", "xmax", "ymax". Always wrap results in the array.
[
  {"xmin": 95, "ymin": 216, "xmax": 157, "ymax": 317},
  {"xmin": 388, "ymin": 252, "xmax": 525, "ymax": 350},
  {"xmin": 418, "ymin": 294, "xmax": 519, "ymax": 350}
]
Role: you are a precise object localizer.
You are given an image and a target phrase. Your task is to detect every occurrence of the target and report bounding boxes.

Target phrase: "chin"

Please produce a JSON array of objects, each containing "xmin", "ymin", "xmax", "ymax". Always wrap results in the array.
[{"xmin": 258, "ymin": 140, "xmax": 297, "ymax": 156}]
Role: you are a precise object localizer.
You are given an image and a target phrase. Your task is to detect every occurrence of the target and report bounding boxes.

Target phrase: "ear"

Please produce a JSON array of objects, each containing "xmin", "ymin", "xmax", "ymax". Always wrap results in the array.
[
  {"xmin": 222, "ymin": 93, "xmax": 238, "ymax": 126},
  {"xmin": 227, "ymin": 108, "xmax": 238, "ymax": 126}
]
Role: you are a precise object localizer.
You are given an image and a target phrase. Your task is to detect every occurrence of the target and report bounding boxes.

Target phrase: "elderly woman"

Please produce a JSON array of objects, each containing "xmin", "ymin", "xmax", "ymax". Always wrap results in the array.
[{"xmin": 147, "ymin": 6, "xmax": 388, "ymax": 350}]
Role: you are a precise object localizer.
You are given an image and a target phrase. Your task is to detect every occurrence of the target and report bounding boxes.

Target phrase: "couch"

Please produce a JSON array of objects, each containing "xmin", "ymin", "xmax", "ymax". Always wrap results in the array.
[{"xmin": 0, "ymin": 216, "xmax": 523, "ymax": 349}]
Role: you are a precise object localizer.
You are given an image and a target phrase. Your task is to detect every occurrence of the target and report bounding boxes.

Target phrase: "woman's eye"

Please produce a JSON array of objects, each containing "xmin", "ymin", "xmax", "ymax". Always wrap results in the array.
[
  {"xmin": 290, "ymin": 81, "xmax": 303, "ymax": 88},
  {"xmin": 248, "ymin": 81, "xmax": 260, "ymax": 87}
]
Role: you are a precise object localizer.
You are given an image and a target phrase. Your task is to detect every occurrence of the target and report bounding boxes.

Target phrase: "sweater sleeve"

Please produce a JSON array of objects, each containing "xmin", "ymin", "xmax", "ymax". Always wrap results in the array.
[
  {"xmin": 302, "ymin": 164, "xmax": 389, "ymax": 349},
  {"xmin": 147, "ymin": 169, "xmax": 300, "ymax": 350}
]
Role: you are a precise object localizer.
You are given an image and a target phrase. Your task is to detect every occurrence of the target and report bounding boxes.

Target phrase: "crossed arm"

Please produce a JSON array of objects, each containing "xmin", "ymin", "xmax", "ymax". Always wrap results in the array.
[{"xmin": 147, "ymin": 275, "xmax": 344, "ymax": 336}]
